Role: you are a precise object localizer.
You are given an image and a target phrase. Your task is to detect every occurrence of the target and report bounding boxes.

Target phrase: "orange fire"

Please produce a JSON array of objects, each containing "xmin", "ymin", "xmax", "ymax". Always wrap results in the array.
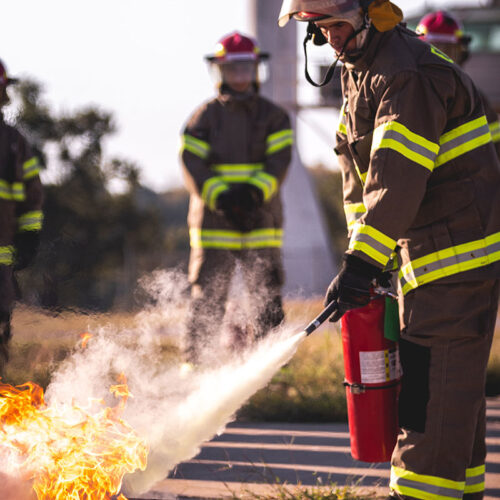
[
  {"xmin": 0, "ymin": 375, "xmax": 148, "ymax": 499},
  {"xmin": 80, "ymin": 332, "xmax": 93, "ymax": 349}
]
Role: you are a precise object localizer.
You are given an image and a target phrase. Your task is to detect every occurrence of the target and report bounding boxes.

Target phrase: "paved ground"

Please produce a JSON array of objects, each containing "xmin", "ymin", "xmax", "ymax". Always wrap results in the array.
[{"xmin": 133, "ymin": 397, "xmax": 500, "ymax": 500}]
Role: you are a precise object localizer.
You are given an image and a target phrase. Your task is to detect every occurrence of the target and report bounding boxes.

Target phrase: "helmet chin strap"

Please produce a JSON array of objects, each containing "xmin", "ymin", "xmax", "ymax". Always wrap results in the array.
[{"xmin": 303, "ymin": 17, "xmax": 369, "ymax": 88}]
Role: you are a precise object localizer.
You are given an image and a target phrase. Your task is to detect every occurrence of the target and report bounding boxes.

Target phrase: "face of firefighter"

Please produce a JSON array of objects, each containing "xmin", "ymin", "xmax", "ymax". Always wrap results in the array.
[
  {"xmin": 317, "ymin": 20, "xmax": 357, "ymax": 54},
  {"xmin": 218, "ymin": 61, "xmax": 257, "ymax": 92}
]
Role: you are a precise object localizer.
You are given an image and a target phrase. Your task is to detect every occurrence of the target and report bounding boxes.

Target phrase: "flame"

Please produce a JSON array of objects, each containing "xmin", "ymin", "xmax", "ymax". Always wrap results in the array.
[
  {"xmin": 0, "ymin": 375, "xmax": 148, "ymax": 499},
  {"xmin": 80, "ymin": 332, "xmax": 93, "ymax": 349}
]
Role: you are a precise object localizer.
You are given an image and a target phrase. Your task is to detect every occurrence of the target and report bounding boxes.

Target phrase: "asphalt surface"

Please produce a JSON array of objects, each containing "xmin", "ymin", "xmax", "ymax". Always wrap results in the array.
[{"xmin": 132, "ymin": 397, "xmax": 500, "ymax": 499}]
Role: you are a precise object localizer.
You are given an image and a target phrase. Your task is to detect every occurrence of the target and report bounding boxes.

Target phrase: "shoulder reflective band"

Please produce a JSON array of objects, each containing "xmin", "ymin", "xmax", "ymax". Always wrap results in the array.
[
  {"xmin": 338, "ymin": 99, "xmax": 347, "ymax": 135},
  {"xmin": 23, "ymin": 156, "xmax": 41, "ymax": 180},
  {"xmin": 489, "ymin": 120, "xmax": 500, "ymax": 143},
  {"xmin": 371, "ymin": 121, "xmax": 439, "ymax": 172},
  {"xmin": 344, "ymin": 202, "xmax": 366, "ymax": 230},
  {"xmin": 435, "ymin": 115, "xmax": 491, "ymax": 167},
  {"xmin": 464, "ymin": 465, "xmax": 485, "ymax": 494},
  {"xmin": 266, "ymin": 129, "xmax": 293, "ymax": 155},
  {"xmin": 390, "ymin": 466, "xmax": 464, "ymax": 499},
  {"xmin": 349, "ymin": 222, "xmax": 397, "ymax": 267},
  {"xmin": 399, "ymin": 231, "xmax": 500, "ymax": 295},
  {"xmin": 0, "ymin": 180, "xmax": 25, "ymax": 201},
  {"xmin": 212, "ymin": 163, "xmax": 264, "ymax": 183},
  {"xmin": 201, "ymin": 177, "xmax": 229, "ymax": 211},
  {"xmin": 247, "ymin": 171, "xmax": 278, "ymax": 201},
  {"xmin": 190, "ymin": 228, "xmax": 283, "ymax": 250},
  {"xmin": 18, "ymin": 210, "xmax": 43, "ymax": 232},
  {"xmin": 181, "ymin": 134, "xmax": 211, "ymax": 160},
  {"xmin": 431, "ymin": 45, "xmax": 455, "ymax": 64},
  {"xmin": 0, "ymin": 246, "xmax": 14, "ymax": 265}
]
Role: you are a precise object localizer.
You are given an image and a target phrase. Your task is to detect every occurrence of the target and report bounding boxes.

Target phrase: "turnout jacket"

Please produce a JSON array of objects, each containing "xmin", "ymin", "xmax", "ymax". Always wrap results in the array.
[
  {"xmin": 181, "ymin": 89, "xmax": 292, "ymax": 250},
  {"xmin": 0, "ymin": 114, "xmax": 43, "ymax": 266},
  {"xmin": 336, "ymin": 25, "xmax": 500, "ymax": 295}
]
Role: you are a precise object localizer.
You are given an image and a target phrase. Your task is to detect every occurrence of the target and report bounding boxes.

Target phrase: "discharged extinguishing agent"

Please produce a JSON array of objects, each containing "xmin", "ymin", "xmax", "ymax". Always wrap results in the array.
[{"xmin": 301, "ymin": 289, "xmax": 401, "ymax": 463}]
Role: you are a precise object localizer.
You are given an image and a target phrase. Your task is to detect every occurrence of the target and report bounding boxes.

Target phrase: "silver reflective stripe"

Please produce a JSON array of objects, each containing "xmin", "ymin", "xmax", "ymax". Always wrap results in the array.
[
  {"xmin": 352, "ymin": 232, "xmax": 394, "ymax": 259},
  {"xmin": 437, "ymin": 123, "xmax": 490, "ymax": 158},
  {"xmin": 394, "ymin": 477, "xmax": 463, "ymax": 499},
  {"xmin": 378, "ymin": 129, "xmax": 438, "ymax": 163}
]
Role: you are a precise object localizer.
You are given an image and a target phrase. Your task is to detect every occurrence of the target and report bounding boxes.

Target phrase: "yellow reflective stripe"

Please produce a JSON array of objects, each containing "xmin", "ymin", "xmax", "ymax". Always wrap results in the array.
[
  {"xmin": 201, "ymin": 177, "xmax": 229, "ymax": 211},
  {"xmin": 349, "ymin": 223, "xmax": 397, "ymax": 266},
  {"xmin": 464, "ymin": 465, "xmax": 485, "ymax": 494},
  {"xmin": 489, "ymin": 120, "xmax": 500, "ymax": 143},
  {"xmin": 182, "ymin": 134, "xmax": 211, "ymax": 160},
  {"xmin": 371, "ymin": 121, "xmax": 439, "ymax": 171},
  {"xmin": 338, "ymin": 99, "xmax": 347, "ymax": 135},
  {"xmin": 23, "ymin": 156, "xmax": 41, "ymax": 180},
  {"xmin": 266, "ymin": 129, "xmax": 293, "ymax": 155},
  {"xmin": 190, "ymin": 228, "xmax": 283, "ymax": 249},
  {"xmin": 400, "ymin": 231, "xmax": 500, "ymax": 295},
  {"xmin": 344, "ymin": 202, "xmax": 366, "ymax": 230},
  {"xmin": 391, "ymin": 466, "xmax": 464, "ymax": 500},
  {"xmin": 0, "ymin": 246, "xmax": 14, "ymax": 265},
  {"xmin": 18, "ymin": 210, "xmax": 43, "ymax": 232},
  {"xmin": 212, "ymin": 163, "xmax": 264, "ymax": 182},
  {"xmin": 436, "ymin": 116, "xmax": 491, "ymax": 167},
  {"xmin": 247, "ymin": 171, "xmax": 278, "ymax": 201},
  {"xmin": 431, "ymin": 45, "xmax": 455, "ymax": 64},
  {"xmin": 0, "ymin": 180, "xmax": 25, "ymax": 201}
]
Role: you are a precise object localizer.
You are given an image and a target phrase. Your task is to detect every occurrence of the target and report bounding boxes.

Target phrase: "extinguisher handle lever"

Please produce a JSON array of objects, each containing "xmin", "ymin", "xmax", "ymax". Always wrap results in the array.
[{"xmin": 304, "ymin": 301, "xmax": 338, "ymax": 336}]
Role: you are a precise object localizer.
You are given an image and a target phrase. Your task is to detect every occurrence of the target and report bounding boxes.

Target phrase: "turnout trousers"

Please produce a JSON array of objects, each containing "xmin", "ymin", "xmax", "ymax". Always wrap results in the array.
[
  {"xmin": 185, "ymin": 247, "xmax": 285, "ymax": 363},
  {"xmin": 0, "ymin": 265, "xmax": 16, "ymax": 375},
  {"xmin": 390, "ymin": 279, "xmax": 500, "ymax": 500}
]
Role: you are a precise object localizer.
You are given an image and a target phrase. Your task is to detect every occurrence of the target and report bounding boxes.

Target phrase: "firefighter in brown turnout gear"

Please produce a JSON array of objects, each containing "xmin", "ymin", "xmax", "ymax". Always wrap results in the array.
[
  {"xmin": 0, "ymin": 59, "xmax": 43, "ymax": 374},
  {"xmin": 280, "ymin": 1, "xmax": 500, "ymax": 498},
  {"xmin": 180, "ymin": 32, "xmax": 292, "ymax": 363}
]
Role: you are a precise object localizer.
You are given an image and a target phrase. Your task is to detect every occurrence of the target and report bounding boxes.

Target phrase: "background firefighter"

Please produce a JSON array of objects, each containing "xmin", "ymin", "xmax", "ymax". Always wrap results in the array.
[
  {"xmin": 279, "ymin": 1, "xmax": 500, "ymax": 499},
  {"xmin": 0, "ymin": 59, "xmax": 43, "ymax": 374},
  {"xmin": 180, "ymin": 32, "xmax": 293, "ymax": 364}
]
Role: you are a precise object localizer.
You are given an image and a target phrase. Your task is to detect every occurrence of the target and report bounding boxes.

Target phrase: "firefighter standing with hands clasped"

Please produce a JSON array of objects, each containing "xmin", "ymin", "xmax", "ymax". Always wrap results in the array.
[
  {"xmin": 180, "ymin": 32, "xmax": 293, "ymax": 364},
  {"xmin": 279, "ymin": 1, "xmax": 500, "ymax": 498},
  {"xmin": 0, "ymin": 59, "xmax": 43, "ymax": 375}
]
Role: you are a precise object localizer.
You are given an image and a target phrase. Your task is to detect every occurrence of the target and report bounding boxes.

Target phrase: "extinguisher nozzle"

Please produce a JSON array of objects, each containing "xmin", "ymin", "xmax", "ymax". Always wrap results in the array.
[{"xmin": 304, "ymin": 301, "xmax": 338, "ymax": 336}]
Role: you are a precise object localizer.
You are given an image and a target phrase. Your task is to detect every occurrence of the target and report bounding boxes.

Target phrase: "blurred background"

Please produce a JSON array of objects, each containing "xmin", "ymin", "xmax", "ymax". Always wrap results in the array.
[{"xmin": 1, "ymin": 0, "xmax": 498, "ymax": 311}]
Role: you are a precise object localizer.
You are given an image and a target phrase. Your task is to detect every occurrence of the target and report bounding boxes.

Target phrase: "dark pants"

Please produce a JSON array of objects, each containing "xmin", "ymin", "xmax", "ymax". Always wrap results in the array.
[
  {"xmin": 390, "ymin": 280, "xmax": 500, "ymax": 499},
  {"xmin": 185, "ymin": 247, "xmax": 285, "ymax": 363},
  {"xmin": 0, "ymin": 265, "xmax": 15, "ymax": 375}
]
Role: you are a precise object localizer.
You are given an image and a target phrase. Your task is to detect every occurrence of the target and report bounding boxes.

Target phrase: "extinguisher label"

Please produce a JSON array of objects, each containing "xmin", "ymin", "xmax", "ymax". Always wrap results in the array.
[{"xmin": 359, "ymin": 348, "xmax": 401, "ymax": 384}]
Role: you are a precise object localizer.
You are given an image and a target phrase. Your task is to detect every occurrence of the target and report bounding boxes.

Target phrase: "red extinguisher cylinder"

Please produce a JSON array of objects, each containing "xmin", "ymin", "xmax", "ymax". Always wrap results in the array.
[{"xmin": 341, "ymin": 296, "xmax": 400, "ymax": 462}]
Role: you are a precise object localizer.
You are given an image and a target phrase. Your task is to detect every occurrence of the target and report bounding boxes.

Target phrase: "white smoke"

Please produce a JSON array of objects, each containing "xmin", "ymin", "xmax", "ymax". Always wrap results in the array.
[{"xmin": 43, "ymin": 269, "xmax": 307, "ymax": 496}]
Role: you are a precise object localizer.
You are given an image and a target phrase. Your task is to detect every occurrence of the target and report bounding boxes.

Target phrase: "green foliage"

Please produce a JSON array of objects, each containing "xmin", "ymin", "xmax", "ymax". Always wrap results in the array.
[
  {"xmin": 10, "ymin": 79, "xmax": 189, "ymax": 311},
  {"xmin": 307, "ymin": 166, "xmax": 348, "ymax": 264}
]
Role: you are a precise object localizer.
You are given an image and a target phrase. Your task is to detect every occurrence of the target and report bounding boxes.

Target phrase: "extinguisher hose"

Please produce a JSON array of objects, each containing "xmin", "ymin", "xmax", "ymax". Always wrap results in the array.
[{"xmin": 304, "ymin": 301, "xmax": 338, "ymax": 336}]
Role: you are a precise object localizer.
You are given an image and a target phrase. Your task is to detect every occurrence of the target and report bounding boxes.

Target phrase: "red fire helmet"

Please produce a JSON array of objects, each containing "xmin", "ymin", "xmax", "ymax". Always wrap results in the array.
[
  {"xmin": 205, "ymin": 31, "xmax": 269, "ymax": 64},
  {"xmin": 416, "ymin": 11, "xmax": 469, "ymax": 45},
  {"xmin": 0, "ymin": 58, "xmax": 18, "ymax": 86}
]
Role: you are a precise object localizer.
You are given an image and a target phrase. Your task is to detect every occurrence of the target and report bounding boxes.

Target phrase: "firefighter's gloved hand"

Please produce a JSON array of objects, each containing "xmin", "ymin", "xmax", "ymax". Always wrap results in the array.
[
  {"xmin": 216, "ymin": 189, "xmax": 239, "ymax": 213},
  {"xmin": 238, "ymin": 184, "xmax": 263, "ymax": 211},
  {"xmin": 14, "ymin": 231, "xmax": 40, "ymax": 271},
  {"xmin": 324, "ymin": 254, "xmax": 382, "ymax": 323}
]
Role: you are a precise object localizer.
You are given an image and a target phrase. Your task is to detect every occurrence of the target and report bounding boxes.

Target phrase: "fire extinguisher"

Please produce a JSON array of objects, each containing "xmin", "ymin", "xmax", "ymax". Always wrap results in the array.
[{"xmin": 341, "ymin": 293, "xmax": 401, "ymax": 462}]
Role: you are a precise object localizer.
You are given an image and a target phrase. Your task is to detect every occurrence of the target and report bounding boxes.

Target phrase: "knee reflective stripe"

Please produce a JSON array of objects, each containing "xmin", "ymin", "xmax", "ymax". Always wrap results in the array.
[
  {"xmin": 464, "ymin": 465, "xmax": 485, "ymax": 494},
  {"xmin": 266, "ymin": 129, "xmax": 293, "ymax": 155},
  {"xmin": 435, "ymin": 115, "xmax": 491, "ymax": 168},
  {"xmin": 399, "ymin": 231, "xmax": 500, "ymax": 295},
  {"xmin": 181, "ymin": 134, "xmax": 211, "ymax": 160},
  {"xmin": 344, "ymin": 202, "xmax": 366, "ymax": 230},
  {"xmin": 390, "ymin": 466, "xmax": 465, "ymax": 499},
  {"xmin": 349, "ymin": 222, "xmax": 397, "ymax": 267},
  {"xmin": 23, "ymin": 156, "xmax": 41, "ymax": 180},
  {"xmin": 201, "ymin": 177, "xmax": 229, "ymax": 211},
  {"xmin": 371, "ymin": 121, "xmax": 440, "ymax": 172},
  {"xmin": 247, "ymin": 171, "xmax": 278, "ymax": 201},
  {"xmin": 0, "ymin": 180, "xmax": 25, "ymax": 201},
  {"xmin": 0, "ymin": 246, "xmax": 14, "ymax": 265},
  {"xmin": 212, "ymin": 163, "xmax": 264, "ymax": 183},
  {"xmin": 190, "ymin": 228, "xmax": 283, "ymax": 250},
  {"xmin": 18, "ymin": 211, "xmax": 43, "ymax": 232}
]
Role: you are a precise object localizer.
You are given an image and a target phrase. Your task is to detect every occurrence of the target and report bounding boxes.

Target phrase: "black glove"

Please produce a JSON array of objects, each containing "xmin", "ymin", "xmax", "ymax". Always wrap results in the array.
[
  {"xmin": 237, "ymin": 184, "xmax": 263, "ymax": 211},
  {"xmin": 216, "ymin": 185, "xmax": 262, "ymax": 232},
  {"xmin": 324, "ymin": 254, "xmax": 382, "ymax": 323},
  {"xmin": 14, "ymin": 231, "xmax": 40, "ymax": 271}
]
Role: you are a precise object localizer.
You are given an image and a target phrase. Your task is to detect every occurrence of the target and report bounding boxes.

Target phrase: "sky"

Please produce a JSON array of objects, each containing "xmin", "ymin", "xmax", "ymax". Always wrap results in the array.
[{"xmin": 1, "ymin": 0, "xmax": 484, "ymax": 192}]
